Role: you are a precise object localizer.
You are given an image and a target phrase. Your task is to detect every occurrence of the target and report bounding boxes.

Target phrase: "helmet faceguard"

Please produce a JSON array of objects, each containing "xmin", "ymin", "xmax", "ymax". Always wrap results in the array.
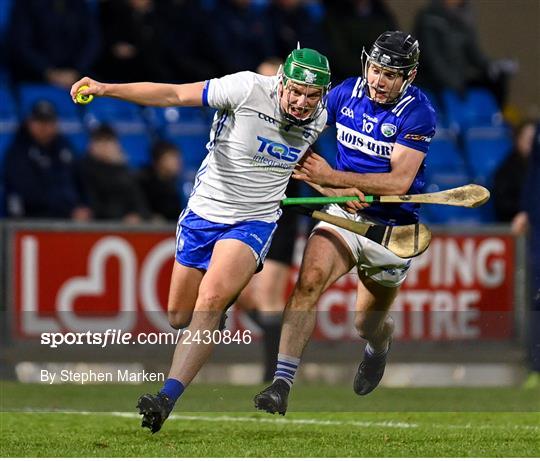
[
  {"xmin": 362, "ymin": 31, "xmax": 420, "ymax": 104},
  {"xmin": 278, "ymin": 48, "xmax": 331, "ymax": 126}
]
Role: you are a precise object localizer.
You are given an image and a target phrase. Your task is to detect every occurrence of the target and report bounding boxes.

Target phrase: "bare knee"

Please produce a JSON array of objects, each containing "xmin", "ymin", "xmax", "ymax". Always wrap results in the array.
[
  {"xmin": 168, "ymin": 310, "xmax": 193, "ymax": 330},
  {"xmin": 292, "ymin": 266, "xmax": 327, "ymax": 306},
  {"xmin": 196, "ymin": 288, "xmax": 231, "ymax": 312}
]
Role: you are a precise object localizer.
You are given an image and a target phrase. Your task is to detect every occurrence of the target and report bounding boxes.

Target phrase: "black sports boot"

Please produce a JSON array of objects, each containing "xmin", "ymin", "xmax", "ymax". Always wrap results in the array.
[
  {"xmin": 137, "ymin": 392, "xmax": 174, "ymax": 433},
  {"xmin": 353, "ymin": 341, "xmax": 391, "ymax": 396},
  {"xmin": 253, "ymin": 379, "xmax": 290, "ymax": 415}
]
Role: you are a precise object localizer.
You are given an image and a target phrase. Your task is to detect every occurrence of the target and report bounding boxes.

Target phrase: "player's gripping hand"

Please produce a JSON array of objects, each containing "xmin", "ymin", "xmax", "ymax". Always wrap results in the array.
[
  {"xmin": 70, "ymin": 77, "xmax": 106, "ymax": 103},
  {"xmin": 334, "ymin": 187, "xmax": 370, "ymax": 213},
  {"xmin": 293, "ymin": 150, "xmax": 335, "ymax": 186}
]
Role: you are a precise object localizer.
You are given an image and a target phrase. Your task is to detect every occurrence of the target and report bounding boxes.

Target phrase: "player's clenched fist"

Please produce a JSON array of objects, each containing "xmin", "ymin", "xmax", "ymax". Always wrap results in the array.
[{"xmin": 70, "ymin": 77, "xmax": 106, "ymax": 103}]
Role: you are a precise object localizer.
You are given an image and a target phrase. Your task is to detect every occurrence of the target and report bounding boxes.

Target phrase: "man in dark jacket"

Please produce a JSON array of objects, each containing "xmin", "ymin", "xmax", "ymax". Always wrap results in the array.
[
  {"xmin": 78, "ymin": 125, "xmax": 149, "ymax": 223},
  {"xmin": 3, "ymin": 101, "xmax": 90, "ymax": 220},
  {"xmin": 139, "ymin": 140, "xmax": 186, "ymax": 222}
]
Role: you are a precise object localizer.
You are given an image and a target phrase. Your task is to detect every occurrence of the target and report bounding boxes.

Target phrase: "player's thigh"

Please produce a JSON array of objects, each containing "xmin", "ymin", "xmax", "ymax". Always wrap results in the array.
[
  {"xmin": 295, "ymin": 228, "xmax": 356, "ymax": 297},
  {"xmin": 255, "ymin": 259, "xmax": 292, "ymax": 312},
  {"xmin": 196, "ymin": 238, "xmax": 258, "ymax": 310}
]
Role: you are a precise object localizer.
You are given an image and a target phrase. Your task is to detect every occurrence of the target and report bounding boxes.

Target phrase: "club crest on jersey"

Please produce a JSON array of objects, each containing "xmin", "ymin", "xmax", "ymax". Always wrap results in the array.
[{"xmin": 381, "ymin": 123, "xmax": 397, "ymax": 137}]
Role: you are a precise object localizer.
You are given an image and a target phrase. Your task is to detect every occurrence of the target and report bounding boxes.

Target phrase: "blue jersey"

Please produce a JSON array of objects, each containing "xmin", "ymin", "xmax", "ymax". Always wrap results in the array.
[{"xmin": 326, "ymin": 78, "xmax": 437, "ymax": 224}]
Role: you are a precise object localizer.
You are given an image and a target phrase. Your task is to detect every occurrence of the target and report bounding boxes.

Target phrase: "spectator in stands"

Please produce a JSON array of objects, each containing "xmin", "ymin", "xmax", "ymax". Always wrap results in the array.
[
  {"xmin": 78, "ymin": 125, "xmax": 149, "ymax": 223},
  {"xmin": 269, "ymin": 0, "xmax": 327, "ymax": 59},
  {"xmin": 139, "ymin": 140, "xmax": 186, "ymax": 222},
  {"xmin": 493, "ymin": 121, "xmax": 536, "ymax": 222},
  {"xmin": 210, "ymin": 0, "xmax": 278, "ymax": 74},
  {"xmin": 8, "ymin": 0, "xmax": 100, "ymax": 88},
  {"xmin": 96, "ymin": 0, "xmax": 170, "ymax": 82},
  {"xmin": 3, "ymin": 100, "xmax": 90, "ymax": 220},
  {"xmin": 512, "ymin": 121, "xmax": 540, "ymax": 389},
  {"xmin": 322, "ymin": 0, "xmax": 398, "ymax": 82},
  {"xmin": 413, "ymin": 0, "xmax": 516, "ymax": 108}
]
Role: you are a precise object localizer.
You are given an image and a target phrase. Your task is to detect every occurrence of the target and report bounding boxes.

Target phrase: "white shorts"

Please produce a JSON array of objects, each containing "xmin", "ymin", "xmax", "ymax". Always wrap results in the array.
[{"xmin": 313, "ymin": 204, "xmax": 412, "ymax": 287}]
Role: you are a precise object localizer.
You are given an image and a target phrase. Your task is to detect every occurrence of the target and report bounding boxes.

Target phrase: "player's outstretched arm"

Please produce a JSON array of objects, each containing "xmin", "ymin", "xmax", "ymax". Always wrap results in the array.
[{"xmin": 70, "ymin": 77, "xmax": 206, "ymax": 107}]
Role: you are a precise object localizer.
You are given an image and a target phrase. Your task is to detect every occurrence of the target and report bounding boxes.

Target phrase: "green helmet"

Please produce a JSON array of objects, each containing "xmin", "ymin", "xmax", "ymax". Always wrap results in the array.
[
  {"xmin": 279, "ymin": 48, "xmax": 330, "ymax": 125},
  {"xmin": 282, "ymin": 48, "xmax": 331, "ymax": 89}
]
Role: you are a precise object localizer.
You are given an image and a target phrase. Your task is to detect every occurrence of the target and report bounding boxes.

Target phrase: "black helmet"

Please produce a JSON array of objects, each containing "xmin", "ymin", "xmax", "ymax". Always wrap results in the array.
[
  {"xmin": 362, "ymin": 31, "xmax": 420, "ymax": 103},
  {"xmin": 368, "ymin": 31, "xmax": 419, "ymax": 76}
]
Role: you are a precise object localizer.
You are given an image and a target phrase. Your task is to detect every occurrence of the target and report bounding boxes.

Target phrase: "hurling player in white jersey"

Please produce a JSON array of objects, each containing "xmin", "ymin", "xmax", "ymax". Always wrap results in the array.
[
  {"xmin": 71, "ymin": 48, "xmax": 357, "ymax": 433},
  {"xmin": 254, "ymin": 31, "xmax": 437, "ymax": 415}
]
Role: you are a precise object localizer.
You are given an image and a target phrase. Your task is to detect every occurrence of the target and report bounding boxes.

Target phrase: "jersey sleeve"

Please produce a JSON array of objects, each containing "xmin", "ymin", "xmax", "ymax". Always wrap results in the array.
[
  {"xmin": 395, "ymin": 103, "xmax": 437, "ymax": 154},
  {"xmin": 203, "ymin": 71, "xmax": 255, "ymax": 110}
]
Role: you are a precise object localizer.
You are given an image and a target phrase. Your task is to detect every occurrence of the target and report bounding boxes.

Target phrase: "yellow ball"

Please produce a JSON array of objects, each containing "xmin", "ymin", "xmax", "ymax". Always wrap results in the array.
[{"xmin": 76, "ymin": 85, "xmax": 94, "ymax": 104}]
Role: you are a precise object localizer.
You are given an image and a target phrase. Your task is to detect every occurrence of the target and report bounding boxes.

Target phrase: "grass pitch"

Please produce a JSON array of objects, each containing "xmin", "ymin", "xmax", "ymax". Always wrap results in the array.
[{"xmin": 1, "ymin": 381, "xmax": 538, "ymax": 457}]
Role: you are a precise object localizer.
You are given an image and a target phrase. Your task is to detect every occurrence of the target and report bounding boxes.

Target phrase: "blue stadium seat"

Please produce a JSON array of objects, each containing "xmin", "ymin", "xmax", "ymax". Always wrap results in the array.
[
  {"xmin": 426, "ymin": 128, "xmax": 466, "ymax": 171},
  {"xmin": 0, "ymin": 86, "xmax": 18, "ymax": 125},
  {"xmin": 18, "ymin": 84, "xmax": 80, "ymax": 120},
  {"xmin": 143, "ymin": 106, "xmax": 208, "ymax": 135},
  {"xmin": 0, "ymin": 86, "xmax": 18, "ymax": 171},
  {"xmin": 168, "ymin": 134, "xmax": 209, "ymax": 172},
  {"xmin": 84, "ymin": 97, "xmax": 144, "ymax": 127},
  {"xmin": 0, "ymin": 0, "xmax": 14, "ymax": 85},
  {"xmin": 443, "ymin": 88, "xmax": 502, "ymax": 130},
  {"xmin": 0, "ymin": 0, "xmax": 13, "ymax": 32},
  {"xmin": 66, "ymin": 133, "xmax": 89, "ymax": 157},
  {"xmin": 421, "ymin": 130, "xmax": 487, "ymax": 223},
  {"xmin": 119, "ymin": 133, "xmax": 152, "ymax": 168},
  {"xmin": 464, "ymin": 125, "xmax": 512, "ymax": 184}
]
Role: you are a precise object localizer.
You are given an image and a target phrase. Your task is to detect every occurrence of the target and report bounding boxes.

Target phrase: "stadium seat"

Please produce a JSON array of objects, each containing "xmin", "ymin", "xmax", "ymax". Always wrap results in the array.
[
  {"xmin": 118, "ymin": 133, "xmax": 152, "ymax": 168},
  {"xmin": 443, "ymin": 88, "xmax": 502, "ymax": 130},
  {"xmin": 422, "ymin": 132, "xmax": 485, "ymax": 223},
  {"xmin": 83, "ymin": 97, "xmax": 144, "ymax": 128},
  {"xmin": 426, "ymin": 128, "xmax": 466, "ymax": 171},
  {"xmin": 0, "ymin": 86, "xmax": 18, "ymax": 169},
  {"xmin": 18, "ymin": 84, "xmax": 80, "ymax": 120},
  {"xmin": 0, "ymin": 0, "xmax": 13, "ymax": 85},
  {"xmin": 168, "ymin": 134, "xmax": 209, "ymax": 172},
  {"xmin": 143, "ymin": 106, "xmax": 208, "ymax": 135},
  {"xmin": 464, "ymin": 125, "xmax": 512, "ymax": 184}
]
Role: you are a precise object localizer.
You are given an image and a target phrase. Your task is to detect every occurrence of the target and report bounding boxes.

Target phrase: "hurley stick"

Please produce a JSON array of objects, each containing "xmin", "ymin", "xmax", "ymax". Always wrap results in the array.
[{"xmin": 282, "ymin": 184, "xmax": 490, "ymax": 208}]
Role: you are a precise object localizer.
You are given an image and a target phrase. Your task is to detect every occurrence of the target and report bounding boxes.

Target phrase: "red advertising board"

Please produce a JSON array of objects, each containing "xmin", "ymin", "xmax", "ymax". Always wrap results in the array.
[{"xmin": 10, "ymin": 229, "xmax": 515, "ymax": 340}]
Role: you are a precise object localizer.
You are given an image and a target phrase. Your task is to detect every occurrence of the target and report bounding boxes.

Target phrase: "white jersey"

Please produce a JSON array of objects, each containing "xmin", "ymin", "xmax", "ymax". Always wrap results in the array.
[{"xmin": 187, "ymin": 71, "xmax": 327, "ymax": 224}]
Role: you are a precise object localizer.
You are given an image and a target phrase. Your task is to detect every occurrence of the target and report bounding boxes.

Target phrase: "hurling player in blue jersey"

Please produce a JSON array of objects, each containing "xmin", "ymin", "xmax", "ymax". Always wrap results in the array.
[{"xmin": 254, "ymin": 31, "xmax": 437, "ymax": 415}]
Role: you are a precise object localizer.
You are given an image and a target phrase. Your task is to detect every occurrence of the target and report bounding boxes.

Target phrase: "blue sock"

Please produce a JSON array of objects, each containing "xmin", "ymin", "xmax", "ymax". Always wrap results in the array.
[
  {"xmin": 273, "ymin": 353, "xmax": 300, "ymax": 389},
  {"xmin": 160, "ymin": 378, "xmax": 185, "ymax": 403}
]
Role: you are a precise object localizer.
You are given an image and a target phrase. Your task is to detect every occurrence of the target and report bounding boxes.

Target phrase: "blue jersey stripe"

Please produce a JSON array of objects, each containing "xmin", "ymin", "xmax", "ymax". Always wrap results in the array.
[{"xmin": 202, "ymin": 80, "xmax": 210, "ymax": 106}]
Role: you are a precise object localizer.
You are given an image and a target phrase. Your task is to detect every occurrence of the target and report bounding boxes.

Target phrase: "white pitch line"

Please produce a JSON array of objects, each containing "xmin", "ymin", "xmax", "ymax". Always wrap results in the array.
[{"xmin": 10, "ymin": 408, "xmax": 540, "ymax": 431}]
